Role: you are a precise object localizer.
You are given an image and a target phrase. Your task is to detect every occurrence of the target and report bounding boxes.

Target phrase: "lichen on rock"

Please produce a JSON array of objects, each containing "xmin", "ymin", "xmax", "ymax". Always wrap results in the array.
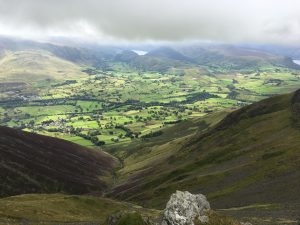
[{"xmin": 161, "ymin": 190, "xmax": 210, "ymax": 225}]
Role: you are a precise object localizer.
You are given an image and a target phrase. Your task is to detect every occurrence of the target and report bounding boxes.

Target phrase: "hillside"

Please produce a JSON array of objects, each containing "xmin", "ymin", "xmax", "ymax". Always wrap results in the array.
[
  {"xmin": 0, "ymin": 194, "xmax": 160, "ymax": 225},
  {"xmin": 109, "ymin": 90, "xmax": 300, "ymax": 223},
  {"xmin": 0, "ymin": 126, "xmax": 116, "ymax": 197},
  {"xmin": 0, "ymin": 50, "xmax": 87, "ymax": 82}
]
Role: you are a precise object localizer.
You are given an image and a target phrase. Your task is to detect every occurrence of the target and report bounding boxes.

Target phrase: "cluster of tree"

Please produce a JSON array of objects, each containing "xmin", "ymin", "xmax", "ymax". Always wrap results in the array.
[
  {"xmin": 51, "ymin": 80, "xmax": 77, "ymax": 87},
  {"xmin": 88, "ymin": 130, "xmax": 101, "ymax": 136},
  {"xmin": 141, "ymin": 130, "xmax": 163, "ymax": 139},
  {"xmin": 91, "ymin": 136, "xmax": 106, "ymax": 146},
  {"xmin": 264, "ymin": 78, "xmax": 283, "ymax": 86},
  {"xmin": 226, "ymin": 84, "xmax": 239, "ymax": 100},
  {"xmin": 163, "ymin": 120, "xmax": 182, "ymax": 125},
  {"xmin": 227, "ymin": 90, "xmax": 239, "ymax": 100},
  {"xmin": 41, "ymin": 119, "xmax": 54, "ymax": 126},
  {"xmin": 183, "ymin": 91, "xmax": 220, "ymax": 104},
  {"xmin": 82, "ymin": 68, "xmax": 99, "ymax": 75},
  {"xmin": 69, "ymin": 127, "xmax": 105, "ymax": 146},
  {"xmin": 47, "ymin": 128, "xmax": 62, "ymax": 132},
  {"xmin": 115, "ymin": 125, "xmax": 139, "ymax": 138}
]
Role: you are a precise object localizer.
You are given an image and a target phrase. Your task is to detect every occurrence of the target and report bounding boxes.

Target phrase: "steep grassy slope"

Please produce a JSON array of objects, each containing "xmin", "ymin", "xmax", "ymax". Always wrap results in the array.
[
  {"xmin": 0, "ymin": 126, "xmax": 116, "ymax": 197},
  {"xmin": 109, "ymin": 90, "xmax": 300, "ymax": 217},
  {"xmin": 0, "ymin": 50, "xmax": 87, "ymax": 82},
  {"xmin": 0, "ymin": 194, "xmax": 160, "ymax": 225}
]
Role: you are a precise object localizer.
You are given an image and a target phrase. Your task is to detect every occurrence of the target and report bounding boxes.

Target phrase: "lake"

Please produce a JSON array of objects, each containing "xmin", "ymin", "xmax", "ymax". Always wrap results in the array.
[{"xmin": 293, "ymin": 60, "xmax": 300, "ymax": 65}]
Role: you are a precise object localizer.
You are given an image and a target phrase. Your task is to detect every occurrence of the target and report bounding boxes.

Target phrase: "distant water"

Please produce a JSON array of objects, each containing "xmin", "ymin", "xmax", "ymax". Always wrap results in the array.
[
  {"xmin": 293, "ymin": 60, "xmax": 300, "ymax": 65},
  {"xmin": 132, "ymin": 50, "xmax": 148, "ymax": 55}
]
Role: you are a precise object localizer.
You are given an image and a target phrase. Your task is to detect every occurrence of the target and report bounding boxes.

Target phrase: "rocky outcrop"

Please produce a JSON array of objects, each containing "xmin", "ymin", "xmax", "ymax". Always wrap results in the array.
[{"xmin": 161, "ymin": 191, "xmax": 210, "ymax": 225}]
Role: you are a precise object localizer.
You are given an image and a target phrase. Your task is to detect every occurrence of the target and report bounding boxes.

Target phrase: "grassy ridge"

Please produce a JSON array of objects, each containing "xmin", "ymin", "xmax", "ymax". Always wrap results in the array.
[{"xmin": 0, "ymin": 194, "xmax": 160, "ymax": 224}]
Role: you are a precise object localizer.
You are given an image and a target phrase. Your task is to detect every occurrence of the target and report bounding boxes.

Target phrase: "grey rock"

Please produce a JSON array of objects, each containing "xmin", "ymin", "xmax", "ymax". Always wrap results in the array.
[
  {"xmin": 240, "ymin": 222, "xmax": 252, "ymax": 225},
  {"xmin": 162, "ymin": 190, "xmax": 210, "ymax": 225}
]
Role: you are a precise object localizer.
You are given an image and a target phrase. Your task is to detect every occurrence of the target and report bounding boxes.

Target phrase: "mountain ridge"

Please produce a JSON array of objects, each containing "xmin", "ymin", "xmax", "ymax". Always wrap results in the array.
[{"xmin": 1, "ymin": 36, "xmax": 300, "ymax": 73}]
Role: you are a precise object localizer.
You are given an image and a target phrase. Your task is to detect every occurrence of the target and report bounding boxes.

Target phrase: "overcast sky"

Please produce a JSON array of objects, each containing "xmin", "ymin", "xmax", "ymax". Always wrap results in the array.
[{"xmin": 0, "ymin": 0, "xmax": 299, "ymax": 44}]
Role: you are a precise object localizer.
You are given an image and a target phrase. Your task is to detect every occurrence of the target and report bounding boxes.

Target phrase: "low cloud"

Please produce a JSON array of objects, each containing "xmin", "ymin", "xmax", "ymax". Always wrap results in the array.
[{"xmin": 0, "ymin": 0, "xmax": 300, "ymax": 44}]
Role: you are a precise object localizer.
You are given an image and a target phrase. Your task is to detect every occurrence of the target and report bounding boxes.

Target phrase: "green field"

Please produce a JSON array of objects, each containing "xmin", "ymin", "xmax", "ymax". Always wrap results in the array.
[{"xmin": 1, "ymin": 62, "xmax": 300, "ymax": 148}]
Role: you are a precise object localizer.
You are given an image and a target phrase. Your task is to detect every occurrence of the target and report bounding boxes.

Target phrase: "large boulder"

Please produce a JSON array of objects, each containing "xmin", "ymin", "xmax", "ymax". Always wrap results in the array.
[{"xmin": 162, "ymin": 191, "xmax": 210, "ymax": 225}]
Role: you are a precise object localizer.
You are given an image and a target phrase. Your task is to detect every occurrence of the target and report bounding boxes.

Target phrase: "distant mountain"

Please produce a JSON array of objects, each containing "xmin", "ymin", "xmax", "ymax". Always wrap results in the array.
[
  {"xmin": 0, "ymin": 126, "xmax": 116, "ymax": 197},
  {"xmin": 114, "ymin": 50, "xmax": 139, "ymax": 63},
  {"xmin": 146, "ymin": 46, "xmax": 191, "ymax": 62},
  {"xmin": 115, "ymin": 44, "xmax": 300, "ymax": 72},
  {"xmin": 176, "ymin": 45, "xmax": 300, "ymax": 71},
  {"xmin": 109, "ymin": 90, "xmax": 300, "ymax": 210},
  {"xmin": 114, "ymin": 47, "xmax": 192, "ymax": 73},
  {"xmin": 239, "ymin": 44, "xmax": 300, "ymax": 59},
  {"xmin": 0, "ymin": 50, "xmax": 87, "ymax": 82},
  {"xmin": 0, "ymin": 36, "xmax": 119, "ymax": 69},
  {"xmin": 1, "ymin": 36, "xmax": 300, "ymax": 73}
]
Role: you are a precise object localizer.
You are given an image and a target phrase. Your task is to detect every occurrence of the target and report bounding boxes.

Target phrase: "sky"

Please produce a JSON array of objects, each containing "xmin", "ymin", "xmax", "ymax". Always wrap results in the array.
[{"xmin": 0, "ymin": 0, "xmax": 300, "ymax": 44}]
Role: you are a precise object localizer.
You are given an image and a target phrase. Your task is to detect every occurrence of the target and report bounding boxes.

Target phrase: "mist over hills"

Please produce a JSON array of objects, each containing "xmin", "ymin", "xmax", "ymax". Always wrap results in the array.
[{"xmin": 1, "ymin": 36, "xmax": 300, "ymax": 73}]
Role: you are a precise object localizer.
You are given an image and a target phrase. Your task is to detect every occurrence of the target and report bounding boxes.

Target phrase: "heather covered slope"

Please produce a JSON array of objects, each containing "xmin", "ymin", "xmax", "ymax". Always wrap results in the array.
[
  {"xmin": 110, "ymin": 90, "xmax": 300, "ymax": 214},
  {"xmin": 0, "ymin": 126, "xmax": 116, "ymax": 197}
]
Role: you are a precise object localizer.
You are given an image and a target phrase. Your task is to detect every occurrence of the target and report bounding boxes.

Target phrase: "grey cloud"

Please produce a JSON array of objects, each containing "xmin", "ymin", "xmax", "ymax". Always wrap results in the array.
[{"xmin": 0, "ymin": 0, "xmax": 300, "ymax": 44}]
